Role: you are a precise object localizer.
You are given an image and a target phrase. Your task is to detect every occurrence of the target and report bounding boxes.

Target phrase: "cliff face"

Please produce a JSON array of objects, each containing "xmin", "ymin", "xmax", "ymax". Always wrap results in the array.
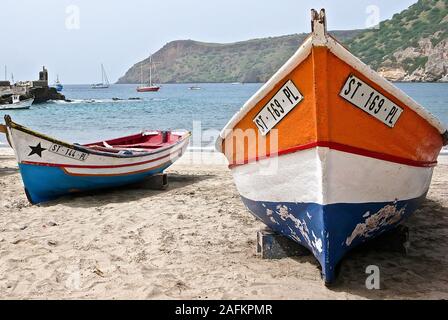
[
  {"xmin": 378, "ymin": 36, "xmax": 448, "ymax": 82},
  {"xmin": 118, "ymin": 0, "xmax": 447, "ymax": 84},
  {"xmin": 117, "ymin": 31, "xmax": 363, "ymax": 84},
  {"xmin": 348, "ymin": 0, "xmax": 448, "ymax": 82}
]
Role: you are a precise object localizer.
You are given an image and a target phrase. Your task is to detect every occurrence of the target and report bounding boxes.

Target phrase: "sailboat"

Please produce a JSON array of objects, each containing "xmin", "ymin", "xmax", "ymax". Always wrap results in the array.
[
  {"xmin": 91, "ymin": 64, "xmax": 110, "ymax": 89},
  {"xmin": 54, "ymin": 75, "xmax": 63, "ymax": 92},
  {"xmin": 137, "ymin": 55, "xmax": 160, "ymax": 92}
]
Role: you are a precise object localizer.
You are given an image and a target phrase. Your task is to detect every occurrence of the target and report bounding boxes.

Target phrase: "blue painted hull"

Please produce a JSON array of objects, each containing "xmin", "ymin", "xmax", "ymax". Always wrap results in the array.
[
  {"xmin": 55, "ymin": 84, "xmax": 63, "ymax": 92},
  {"xmin": 19, "ymin": 163, "xmax": 171, "ymax": 204},
  {"xmin": 241, "ymin": 195, "xmax": 426, "ymax": 284}
]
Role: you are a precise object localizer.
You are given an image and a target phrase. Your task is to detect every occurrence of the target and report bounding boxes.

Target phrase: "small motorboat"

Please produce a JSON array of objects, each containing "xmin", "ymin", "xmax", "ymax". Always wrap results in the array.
[
  {"xmin": 215, "ymin": 9, "xmax": 447, "ymax": 284},
  {"xmin": 137, "ymin": 55, "xmax": 160, "ymax": 92},
  {"xmin": 2, "ymin": 115, "xmax": 190, "ymax": 204},
  {"xmin": 0, "ymin": 95, "xmax": 34, "ymax": 110},
  {"xmin": 188, "ymin": 86, "xmax": 201, "ymax": 90}
]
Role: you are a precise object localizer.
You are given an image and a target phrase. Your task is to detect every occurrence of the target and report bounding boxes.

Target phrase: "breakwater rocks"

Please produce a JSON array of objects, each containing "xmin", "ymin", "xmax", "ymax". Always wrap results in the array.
[{"xmin": 29, "ymin": 86, "xmax": 65, "ymax": 104}]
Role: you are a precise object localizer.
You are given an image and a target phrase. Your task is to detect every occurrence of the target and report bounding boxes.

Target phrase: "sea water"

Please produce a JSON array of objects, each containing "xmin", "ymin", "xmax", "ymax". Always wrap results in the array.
[{"xmin": 0, "ymin": 83, "xmax": 447, "ymax": 150}]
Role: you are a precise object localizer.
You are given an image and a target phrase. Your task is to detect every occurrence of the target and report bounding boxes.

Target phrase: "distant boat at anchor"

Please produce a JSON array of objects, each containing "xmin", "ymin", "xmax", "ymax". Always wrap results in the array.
[
  {"xmin": 91, "ymin": 64, "xmax": 110, "ymax": 89},
  {"xmin": 189, "ymin": 85, "xmax": 201, "ymax": 90},
  {"xmin": 137, "ymin": 55, "xmax": 160, "ymax": 92},
  {"xmin": 0, "ymin": 95, "xmax": 34, "ymax": 110},
  {"xmin": 54, "ymin": 75, "xmax": 63, "ymax": 92}
]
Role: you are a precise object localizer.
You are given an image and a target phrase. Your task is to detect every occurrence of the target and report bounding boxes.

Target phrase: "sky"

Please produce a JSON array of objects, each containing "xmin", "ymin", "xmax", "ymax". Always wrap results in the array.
[{"xmin": 0, "ymin": 0, "xmax": 418, "ymax": 84}]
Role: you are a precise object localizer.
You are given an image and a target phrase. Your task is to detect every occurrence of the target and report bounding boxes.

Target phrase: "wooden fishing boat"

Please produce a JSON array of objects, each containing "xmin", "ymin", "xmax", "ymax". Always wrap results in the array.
[
  {"xmin": 216, "ymin": 9, "xmax": 447, "ymax": 284},
  {"xmin": 2, "ymin": 115, "xmax": 190, "ymax": 204}
]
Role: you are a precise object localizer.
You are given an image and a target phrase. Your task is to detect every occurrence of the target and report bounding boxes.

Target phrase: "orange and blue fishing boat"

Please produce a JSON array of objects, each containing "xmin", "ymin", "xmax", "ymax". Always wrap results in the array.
[
  {"xmin": 216, "ymin": 9, "xmax": 447, "ymax": 284},
  {"xmin": 2, "ymin": 115, "xmax": 190, "ymax": 204}
]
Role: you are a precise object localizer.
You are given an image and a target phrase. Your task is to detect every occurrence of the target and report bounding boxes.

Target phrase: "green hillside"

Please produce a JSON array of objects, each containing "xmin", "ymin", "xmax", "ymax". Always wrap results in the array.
[
  {"xmin": 346, "ymin": 0, "xmax": 448, "ymax": 74},
  {"xmin": 117, "ymin": 31, "xmax": 363, "ymax": 84},
  {"xmin": 118, "ymin": 0, "xmax": 448, "ymax": 83}
]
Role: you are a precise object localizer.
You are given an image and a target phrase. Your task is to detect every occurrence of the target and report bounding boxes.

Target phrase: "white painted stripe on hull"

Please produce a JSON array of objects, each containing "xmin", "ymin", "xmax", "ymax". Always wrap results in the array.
[
  {"xmin": 64, "ymin": 147, "xmax": 185, "ymax": 175},
  {"xmin": 8, "ymin": 126, "xmax": 188, "ymax": 169},
  {"xmin": 231, "ymin": 147, "xmax": 433, "ymax": 205}
]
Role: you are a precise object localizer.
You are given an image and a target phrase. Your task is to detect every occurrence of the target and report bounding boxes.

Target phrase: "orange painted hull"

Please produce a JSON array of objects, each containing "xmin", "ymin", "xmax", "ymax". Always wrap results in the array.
[{"xmin": 221, "ymin": 45, "xmax": 444, "ymax": 167}]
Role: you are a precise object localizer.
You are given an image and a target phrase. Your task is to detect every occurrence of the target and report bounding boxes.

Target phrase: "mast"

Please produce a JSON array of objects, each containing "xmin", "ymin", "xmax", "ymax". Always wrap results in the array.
[
  {"xmin": 104, "ymin": 64, "xmax": 109, "ymax": 85},
  {"xmin": 100, "ymin": 64, "xmax": 109, "ymax": 86},
  {"xmin": 140, "ymin": 64, "xmax": 143, "ymax": 86},
  {"xmin": 150, "ymin": 56, "xmax": 152, "ymax": 86},
  {"xmin": 101, "ymin": 64, "xmax": 104, "ymax": 84}
]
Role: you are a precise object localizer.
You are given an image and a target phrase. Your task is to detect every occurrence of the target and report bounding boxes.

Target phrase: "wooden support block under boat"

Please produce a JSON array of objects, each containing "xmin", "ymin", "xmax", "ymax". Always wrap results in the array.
[
  {"xmin": 257, "ymin": 229, "xmax": 310, "ymax": 259},
  {"xmin": 257, "ymin": 225, "xmax": 409, "ymax": 262},
  {"xmin": 353, "ymin": 225, "xmax": 410, "ymax": 255},
  {"xmin": 138, "ymin": 173, "xmax": 169, "ymax": 190},
  {"xmin": 0, "ymin": 124, "xmax": 6, "ymax": 134}
]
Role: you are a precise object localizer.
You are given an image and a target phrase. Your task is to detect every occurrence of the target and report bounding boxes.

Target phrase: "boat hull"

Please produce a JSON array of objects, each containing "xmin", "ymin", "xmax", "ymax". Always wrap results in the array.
[
  {"xmin": 137, "ymin": 86, "xmax": 160, "ymax": 92},
  {"xmin": 231, "ymin": 146, "xmax": 433, "ymax": 283},
  {"xmin": 5, "ymin": 117, "xmax": 190, "ymax": 204},
  {"xmin": 0, "ymin": 98, "xmax": 33, "ymax": 110},
  {"xmin": 19, "ymin": 161, "xmax": 173, "ymax": 204},
  {"xmin": 217, "ymin": 8, "xmax": 446, "ymax": 285},
  {"xmin": 91, "ymin": 85, "xmax": 109, "ymax": 89}
]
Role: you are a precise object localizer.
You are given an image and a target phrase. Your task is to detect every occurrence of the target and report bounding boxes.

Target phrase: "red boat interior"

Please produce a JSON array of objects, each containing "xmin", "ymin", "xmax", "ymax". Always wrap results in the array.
[{"xmin": 83, "ymin": 131, "xmax": 186, "ymax": 153}]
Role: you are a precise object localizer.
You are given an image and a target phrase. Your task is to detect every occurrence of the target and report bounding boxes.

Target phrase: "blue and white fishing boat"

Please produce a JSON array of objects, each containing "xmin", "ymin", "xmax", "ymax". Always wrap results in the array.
[
  {"xmin": 215, "ymin": 9, "xmax": 447, "ymax": 284},
  {"xmin": 2, "ymin": 115, "xmax": 190, "ymax": 204},
  {"xmin": 54, "ymin": 75, "xmax": 63, "ymax": 92}
]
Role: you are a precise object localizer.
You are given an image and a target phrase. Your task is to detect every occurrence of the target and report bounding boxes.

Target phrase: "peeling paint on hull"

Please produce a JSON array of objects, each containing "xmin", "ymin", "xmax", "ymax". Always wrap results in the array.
[{"xmin": 241, "ymin": 195, "xmax": 426, "ymax": 283}]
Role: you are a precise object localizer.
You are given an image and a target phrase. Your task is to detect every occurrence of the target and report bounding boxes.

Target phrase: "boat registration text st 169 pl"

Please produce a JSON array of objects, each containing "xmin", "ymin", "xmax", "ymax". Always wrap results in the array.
[
  {"xmin": 49, "ymin": 144, "xmax": 89, "ymax": 161},
  {"xmin": 340, "ymin": 75, "xmax": 403, "ymax": 128},
  {"xmin": 253, "ymin": 80, "xmax": 303, "ymax": 135}
]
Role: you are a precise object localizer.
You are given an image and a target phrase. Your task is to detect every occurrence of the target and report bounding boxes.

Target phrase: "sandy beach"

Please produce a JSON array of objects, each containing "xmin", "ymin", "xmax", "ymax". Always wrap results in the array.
[{"xmin": 0, "ymin": 147, "xmax": 447, "ymax": 299}]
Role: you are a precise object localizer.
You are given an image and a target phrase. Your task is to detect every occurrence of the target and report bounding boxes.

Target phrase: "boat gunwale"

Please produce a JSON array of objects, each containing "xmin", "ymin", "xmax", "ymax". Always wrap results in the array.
[{"xmin": 4, "ymin": 115, "xmax": 191, "ymax": 159}]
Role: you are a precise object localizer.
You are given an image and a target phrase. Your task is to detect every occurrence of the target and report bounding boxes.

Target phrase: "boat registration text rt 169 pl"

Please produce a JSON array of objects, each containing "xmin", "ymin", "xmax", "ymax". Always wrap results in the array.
[
  {"xmin": 253, "ymin": 80, "xmax": 303, "ymax": 135},
  {"xmin": 340, "ymin": 74, "xmax": 403, "ymax": 128}
]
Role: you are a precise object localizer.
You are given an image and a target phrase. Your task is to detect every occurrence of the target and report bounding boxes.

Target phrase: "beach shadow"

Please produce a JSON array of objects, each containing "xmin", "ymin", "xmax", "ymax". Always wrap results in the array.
[
  {"xmin": 326, "ymin": 198, "xmax": 448, "ymax": 298},
  {"xmin": 0, "ymin": 166, "xmax": 19, "ymax": 177},
  {"xmin": 40, "ymin": 173, "xmax": 215, "ymax": 208}
]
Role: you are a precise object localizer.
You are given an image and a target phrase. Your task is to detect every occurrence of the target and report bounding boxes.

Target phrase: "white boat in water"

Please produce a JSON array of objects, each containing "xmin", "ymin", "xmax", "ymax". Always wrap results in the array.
[
  {"xmin": 91, "ymin": 64, "xmax": 110, "ymax": 89},
  {"xmin": 0, "ymin": 95, "xmax": 34, "ymax": 110}
]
